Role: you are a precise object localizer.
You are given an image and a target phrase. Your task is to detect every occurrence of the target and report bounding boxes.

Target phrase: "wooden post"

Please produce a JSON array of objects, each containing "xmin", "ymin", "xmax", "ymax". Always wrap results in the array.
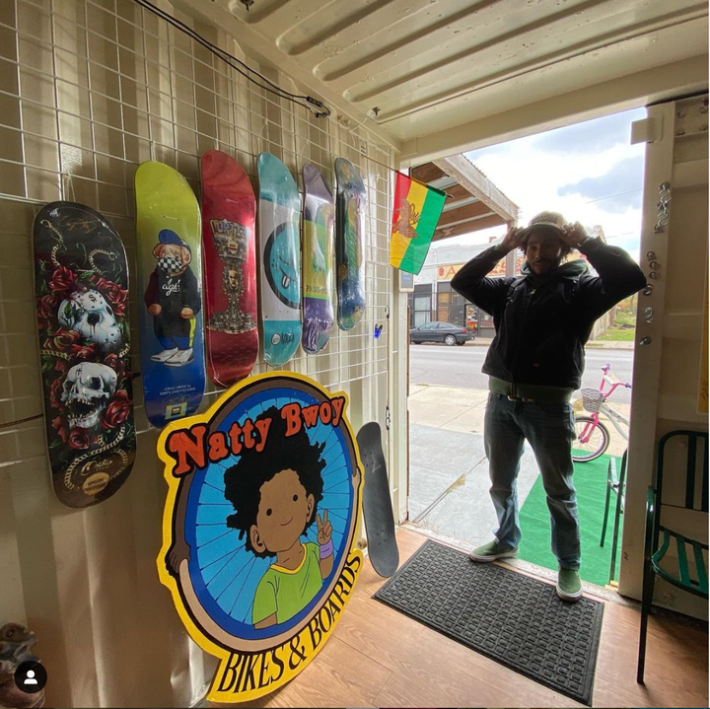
[{"xmin": 505, "ymin": 219, "xmax": 516, "ymax": 276}]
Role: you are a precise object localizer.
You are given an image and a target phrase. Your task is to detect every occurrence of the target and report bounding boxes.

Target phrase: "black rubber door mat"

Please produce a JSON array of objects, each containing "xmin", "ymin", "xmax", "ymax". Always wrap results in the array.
[{"xmin": 374, "ymin": 540, "xmax": 604, "ymax": 706}]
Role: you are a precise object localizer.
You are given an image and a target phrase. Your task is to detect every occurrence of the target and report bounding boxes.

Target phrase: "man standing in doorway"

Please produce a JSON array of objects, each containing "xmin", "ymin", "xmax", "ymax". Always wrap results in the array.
[{"xmin": 451, "ymin": 211, "xmax": 646, "ymax": 601}]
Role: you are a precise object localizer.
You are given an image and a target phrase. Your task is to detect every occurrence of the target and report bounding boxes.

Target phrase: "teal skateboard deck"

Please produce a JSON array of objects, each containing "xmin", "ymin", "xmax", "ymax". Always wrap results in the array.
[
  {"xmin": 357, "ymin": 422, "xmax": 399, "ymax": 577},
  {"xmin": 135, "ymin": 161, "xmax": 205, "ymax": 428},
  {"xmin": 335, "ymin": 158, "xmax": 366, "ymax": 331},
  {"xmin": 302, "ymin": 164, "xmax": 334, "ymax": 354},
  {"xmin": 257, "ymin": 153, "xmax": 301, "ymax": 366},
  {"xmin": 33, "ymin": 202, "xmax": 136, "ymax": 508}
]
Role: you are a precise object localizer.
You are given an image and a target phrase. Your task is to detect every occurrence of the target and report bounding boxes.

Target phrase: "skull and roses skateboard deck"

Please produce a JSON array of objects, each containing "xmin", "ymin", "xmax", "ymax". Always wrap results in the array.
[
  {"xmin": 257, "ymin": 153, "xmax": 301, "ymax": 367},
  {"xmin": 201, "ymin": 150, "xmax": 258, "ymax": 388},
  {"xmin": 135, "ymin": 161, "xmax": 205, "ymax": 428},
  {"xmin": 33, "ymin": 202, "xmax": 135, "ymax": 508},
  {"xmin": 302, "ymin": 164, "xmax": 334, "ymax": 355},
  {"xmin": 334, "ymin": 158, "xmax": 366, "ymax": 331}
]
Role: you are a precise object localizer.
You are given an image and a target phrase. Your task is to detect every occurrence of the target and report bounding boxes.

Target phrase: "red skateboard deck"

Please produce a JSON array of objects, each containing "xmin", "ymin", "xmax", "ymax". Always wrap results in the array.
[{"xmin": 201, "ymin": 150, "xmax": 258, "ymax": 388}]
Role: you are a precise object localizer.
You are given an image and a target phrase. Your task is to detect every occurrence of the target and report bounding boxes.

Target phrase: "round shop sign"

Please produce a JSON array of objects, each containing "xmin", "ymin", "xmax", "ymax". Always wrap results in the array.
[{"xmin": 157, "ymin": 372, "xmax": 364, "ymax": 704}]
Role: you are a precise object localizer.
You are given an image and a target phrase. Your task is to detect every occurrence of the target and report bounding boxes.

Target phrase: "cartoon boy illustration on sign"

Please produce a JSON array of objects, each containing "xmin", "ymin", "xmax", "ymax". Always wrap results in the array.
[
  {"xmin": 223, "ymin": 406, "xmax": 334, "ymax": 628},
  {"xmin": 157, "ymin": 373, "xmax": 364, "ymax": 705},
  {"xmin": 145, "ymin": 229, "xmax": 201, "ymax": 367}
]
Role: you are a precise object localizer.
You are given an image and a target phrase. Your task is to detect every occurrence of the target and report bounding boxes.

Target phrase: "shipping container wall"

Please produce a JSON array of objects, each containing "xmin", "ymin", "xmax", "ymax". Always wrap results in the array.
[{"xmin": 622, "ymin": 95, "xmax": 709, "ymax": 618}]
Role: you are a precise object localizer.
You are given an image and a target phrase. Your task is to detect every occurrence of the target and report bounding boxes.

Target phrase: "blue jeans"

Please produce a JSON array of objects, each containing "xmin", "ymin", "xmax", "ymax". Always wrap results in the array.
[
  {"xmin": 159, "ymin": 336, "xmax": 190, "ymax": 350},
  {"xmin": 484, "ymin": 393, "xmax": 581, "ymax": 570}
]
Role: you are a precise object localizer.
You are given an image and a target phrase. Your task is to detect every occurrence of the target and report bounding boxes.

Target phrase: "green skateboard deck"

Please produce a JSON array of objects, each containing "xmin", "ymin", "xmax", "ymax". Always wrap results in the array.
[
  {"xmin": 302, "ymin": 164, "xmax": 334, "ymax": 354},
  {"xmin": 135, "ymin": 161, "xmax": 205, "ymax": 428},
  {"xmin": 33, "ymin": 202, "xmax": 135, "ymax": 508},
  {"xmin": 335, "ymin": 158, "xmax": 366, "ymax": 331},
  {"xmin": 257, "ymin": 153, "xmax": 301, "ymax": 367}
]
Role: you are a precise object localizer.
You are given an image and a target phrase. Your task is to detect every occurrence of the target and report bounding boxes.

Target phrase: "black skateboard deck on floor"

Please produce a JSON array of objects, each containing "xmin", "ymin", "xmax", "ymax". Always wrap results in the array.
[
  {"xmin": 357, "ymin": 421, "xmax": 399, "ymax": 577},
  {"xmin": 33, "ymin": 201, "xmax": 136, "ymax": 508}
]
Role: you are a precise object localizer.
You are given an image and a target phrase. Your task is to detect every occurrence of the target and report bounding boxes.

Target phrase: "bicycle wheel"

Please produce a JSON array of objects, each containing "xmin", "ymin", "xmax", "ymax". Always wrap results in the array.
[{"xmin": 572, "ymin": 416, "xmax": 610, "ymax": 462}]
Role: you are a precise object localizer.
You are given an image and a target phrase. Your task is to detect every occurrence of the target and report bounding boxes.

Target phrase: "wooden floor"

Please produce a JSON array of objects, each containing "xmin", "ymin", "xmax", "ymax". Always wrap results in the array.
[{"xmin": 228, "ymin": 528, "xmax": 708, "ymax": 708}]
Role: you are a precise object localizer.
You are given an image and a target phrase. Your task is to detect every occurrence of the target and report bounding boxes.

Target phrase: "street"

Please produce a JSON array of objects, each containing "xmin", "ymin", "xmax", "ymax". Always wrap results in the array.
[{"xmin": 410, "ymin": 343, "xmax": 634, "ymax": 404}]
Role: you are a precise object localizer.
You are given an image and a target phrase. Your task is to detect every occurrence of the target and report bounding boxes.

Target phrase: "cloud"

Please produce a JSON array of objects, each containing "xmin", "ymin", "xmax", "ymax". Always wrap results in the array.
[
  {"xmin": 458, "ymin": 108, "xmax": 647, "ymax": 259},
  {"xmin": 463, "ymin": 141, "xmax": 512, "ymax": 163},
  {"xmin": 557, "ymin": 155, "xmax": 644, "ymax": 213},
  {"xmin": 533, "ymin": 108, "xmax": 647, "ymax": 155},
  {"xmin": 607, "ymin": 234, "xmax": 641, "ymax": 260}
]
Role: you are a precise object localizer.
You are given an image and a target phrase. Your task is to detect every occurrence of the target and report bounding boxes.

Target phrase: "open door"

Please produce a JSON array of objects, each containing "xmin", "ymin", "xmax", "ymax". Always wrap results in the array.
[{"xmin": 621, "ymin": 94, "xmax": 709, "ymax": 617}]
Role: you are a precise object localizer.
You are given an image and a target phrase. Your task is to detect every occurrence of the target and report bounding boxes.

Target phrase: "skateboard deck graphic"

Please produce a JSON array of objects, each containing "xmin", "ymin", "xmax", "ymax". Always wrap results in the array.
[
  {"xmin": 257, "ymin": 153, "xmax": 301, "ymax": 367},
  {"xmin": 135, "ymin": 161, "xmax": 205, "ymax": 428},
  {"xmin": 356, "ymin": 421, "xmax": 399, "ymax": 577},
  {"xmin": 201, "ymin": 150, "xmax": 258, "ymax": 388},
  {"xmin": 335, "ymin": 158, "xmax": 366, "ymax": 331},
  {"xmin": 302, "ymin": 164, "xmax": 334, "ymax": 355},
  {"xmin": 33, "ymin": 202, "xmax": 136, "ymax": 508}
]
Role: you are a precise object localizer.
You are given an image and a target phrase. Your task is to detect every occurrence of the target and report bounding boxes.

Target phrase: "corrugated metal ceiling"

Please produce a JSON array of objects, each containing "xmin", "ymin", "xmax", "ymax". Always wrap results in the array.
[{"xmin": 184, "ymin": 0, "xmax": 708, "ymax": 154}]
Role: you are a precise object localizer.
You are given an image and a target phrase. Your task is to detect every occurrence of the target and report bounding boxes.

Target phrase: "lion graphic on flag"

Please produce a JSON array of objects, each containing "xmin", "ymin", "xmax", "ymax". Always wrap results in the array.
[{"xmin": 395, "ymin": 199, "xmax": 421, "ymax": 239}]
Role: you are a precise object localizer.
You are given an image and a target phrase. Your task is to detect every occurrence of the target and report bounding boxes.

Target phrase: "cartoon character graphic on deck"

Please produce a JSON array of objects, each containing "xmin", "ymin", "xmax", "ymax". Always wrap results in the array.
[
  {"xmin": 144, "ymin": 229, "xmax": 201, "ymax": 367},
  {"xmin": 223, "ymin": 406, "xmax": 334, "ymax": 629},
  {"xmin": 264, "ymin": 223, "xmax": 300, "ymax": 310},
  {"xmin": 302, "ymin": 198, "xmax": 334, "ymax": 354}
]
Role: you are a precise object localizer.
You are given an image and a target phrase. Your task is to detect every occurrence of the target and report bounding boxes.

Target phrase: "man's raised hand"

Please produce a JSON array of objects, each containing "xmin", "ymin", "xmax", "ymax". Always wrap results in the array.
[
  {"xmin": 499, "ymin": 225, "xmax": 525, "ymax": 254},
  {"xmin": 559, "ymin": 221, "xmax": 589, "ymax": 248}
]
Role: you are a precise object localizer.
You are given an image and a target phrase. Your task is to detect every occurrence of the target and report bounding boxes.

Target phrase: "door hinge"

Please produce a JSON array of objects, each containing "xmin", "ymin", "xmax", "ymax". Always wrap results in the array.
[{"xmin": 385, "ymin": 406, "xmax": 392, "ymax": 430}]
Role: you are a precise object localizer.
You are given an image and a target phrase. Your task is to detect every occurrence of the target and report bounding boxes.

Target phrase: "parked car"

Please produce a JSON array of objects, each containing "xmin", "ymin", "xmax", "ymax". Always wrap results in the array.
[{"xmin": 409, "ymin": 321, "xmax": 473, "ymax": 346}]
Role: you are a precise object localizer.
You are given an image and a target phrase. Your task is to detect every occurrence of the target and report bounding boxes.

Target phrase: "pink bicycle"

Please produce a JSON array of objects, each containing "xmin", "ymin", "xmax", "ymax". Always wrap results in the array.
[{"xmin": 573, "ymin": 364, "xmax": 631, "ymax": 462}]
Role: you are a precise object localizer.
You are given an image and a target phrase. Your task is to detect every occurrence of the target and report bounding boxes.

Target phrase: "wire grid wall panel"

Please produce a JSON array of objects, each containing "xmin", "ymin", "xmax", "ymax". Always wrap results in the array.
[{"xmin": 0, "ymin": 0, "xmax": 396, "ymax": 706}]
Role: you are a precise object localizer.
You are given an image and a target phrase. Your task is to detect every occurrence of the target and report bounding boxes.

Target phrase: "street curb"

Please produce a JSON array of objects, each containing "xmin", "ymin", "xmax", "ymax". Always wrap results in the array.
[
  {"xmin": 585, "ymin": 343, "xmax": 634, "ymax": 350},
  {"xmin": 413, "ymin": 340, "xmax": 634, "ymax": 351}
]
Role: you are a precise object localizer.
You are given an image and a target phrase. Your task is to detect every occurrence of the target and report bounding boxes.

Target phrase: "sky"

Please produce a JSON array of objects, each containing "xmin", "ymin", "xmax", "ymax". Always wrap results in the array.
[{"xmin": 431, "ymin": 107, "xmax": 647, "ymax": 259}]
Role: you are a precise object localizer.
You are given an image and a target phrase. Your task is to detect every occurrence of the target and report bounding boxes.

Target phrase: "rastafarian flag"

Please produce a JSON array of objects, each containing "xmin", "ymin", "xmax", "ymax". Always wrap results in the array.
[{"xmin": 389, "ymin": 172, "xmax": 446, "ymax": 275}]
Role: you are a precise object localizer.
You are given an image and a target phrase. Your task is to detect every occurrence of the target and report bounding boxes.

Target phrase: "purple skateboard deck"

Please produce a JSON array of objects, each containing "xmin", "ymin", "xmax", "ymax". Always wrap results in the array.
[{"xmin": 302, "ymin": 164, "xmax": 334, "ymax": 354}]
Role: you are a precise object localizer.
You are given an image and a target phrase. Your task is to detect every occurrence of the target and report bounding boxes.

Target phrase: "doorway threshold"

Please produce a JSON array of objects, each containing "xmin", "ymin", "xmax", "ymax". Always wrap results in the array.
[{"xmin": 399, "ymin": 521, "xmax": 636, "ymax": 608}]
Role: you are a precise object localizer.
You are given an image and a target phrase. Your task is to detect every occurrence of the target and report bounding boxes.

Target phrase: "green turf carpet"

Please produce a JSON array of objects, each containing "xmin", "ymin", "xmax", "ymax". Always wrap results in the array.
[{"xmin": 518, "ymin": 453, "xmax": 622, "ymax": 587}]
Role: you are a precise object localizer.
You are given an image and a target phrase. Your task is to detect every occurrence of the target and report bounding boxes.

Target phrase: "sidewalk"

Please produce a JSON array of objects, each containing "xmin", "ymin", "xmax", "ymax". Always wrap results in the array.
[
  {"xmin": 409, "ymin": 383, "xmax": 630, "ymax": 446},
  {"xmin": 407, "ymin": 384, "xmax": 537, "ymax": 547},
  {"xmin": 464, "ymin": 337, "xmax": 633, "ymax": 350},
  {"xmin": 407, "ymin": 383, "xmax": 630, "ymax": 548}
]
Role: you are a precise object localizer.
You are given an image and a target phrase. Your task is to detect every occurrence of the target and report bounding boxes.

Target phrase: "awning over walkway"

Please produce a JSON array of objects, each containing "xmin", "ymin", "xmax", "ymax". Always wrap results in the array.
[{"xmin": 411, "ymin": 155, "xmax": 519, "ymax": 242}]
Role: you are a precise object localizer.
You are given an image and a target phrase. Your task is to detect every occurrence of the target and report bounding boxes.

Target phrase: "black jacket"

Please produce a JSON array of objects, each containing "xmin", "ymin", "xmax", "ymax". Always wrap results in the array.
[{"xmin": 450, "ymin": 239, "xmax": 646, "ymax": 389}]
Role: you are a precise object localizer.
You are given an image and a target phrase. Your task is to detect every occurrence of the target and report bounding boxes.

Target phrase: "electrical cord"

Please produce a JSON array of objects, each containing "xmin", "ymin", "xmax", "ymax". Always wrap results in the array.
[
  {"xmin": 132, "ymin": 0, "xmax": 331, "ymax": 118},
  {"xmin": 0, "ymin": 414, "xmax": 43, "ymax": 429}
]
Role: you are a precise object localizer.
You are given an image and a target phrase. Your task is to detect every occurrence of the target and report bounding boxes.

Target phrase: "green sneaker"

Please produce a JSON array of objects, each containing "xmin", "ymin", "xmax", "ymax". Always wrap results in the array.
[
  {"xmin": 557, "ymin": 568, "xmax": 583, "ymax": 602},
  {"xmin": 469, "ymin": 540, "xmax": 518, "ymax": 563}
]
